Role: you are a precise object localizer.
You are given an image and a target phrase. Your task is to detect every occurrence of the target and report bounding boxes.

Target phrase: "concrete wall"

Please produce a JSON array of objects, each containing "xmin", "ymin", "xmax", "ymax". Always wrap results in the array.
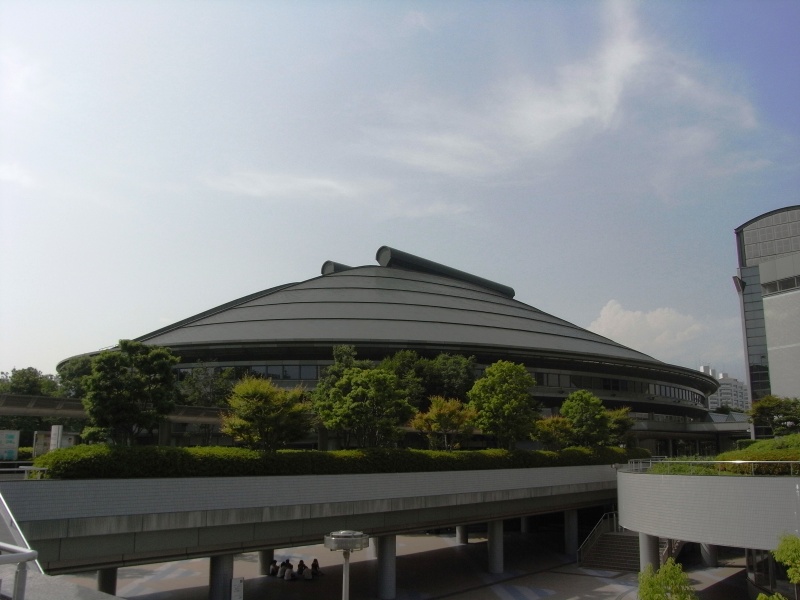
[
  {"xmin": 0, "ymin": 465, "xmax": 617, "ymax": 574},
  {"xmin": 618, "ymin": 470, "xmax": 800, "ymax": 550}
]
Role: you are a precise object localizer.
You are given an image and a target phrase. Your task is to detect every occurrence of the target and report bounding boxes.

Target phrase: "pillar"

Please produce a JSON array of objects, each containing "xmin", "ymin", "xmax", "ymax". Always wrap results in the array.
[
  {"xmin": 520, "ymin": 516, "xmax": 530, "ymax": 534},
  {"xmin": 377, "ymin": 535, "xmax": 396, "ymax": 600},
  {"xmin": 564, "ymin": 509, "xmax": 578, "ymax": 560},
  {"xmin": 487, "ymin": 520, "xmax": 504, "ymax": 574},
  {"xmin": 258, "ymin": 549, "xmax": 274, "ymax": 576},
  {"xmin": 639, "ymin": 533, "xmax": 660, "ymax": 572},
  {"xmin": 701, "ymin": 543, "xmax": 718, "ymax": 567},
  {"xmin": 456, "ymin": 525, "xmax": 469, "ymax": 544},
  {"xmin": 209, "ymin": 554, "xmax": 235, "ymax": 600},
  {"xmin": 97, "ymin": 567, "xmax": 117, "ymax": 596}
]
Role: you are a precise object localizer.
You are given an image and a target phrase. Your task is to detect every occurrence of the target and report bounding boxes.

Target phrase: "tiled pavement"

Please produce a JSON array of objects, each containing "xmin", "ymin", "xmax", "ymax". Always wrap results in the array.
[{"xmin": 58, "ymin": 533, "xmax": 749, "ymax": 600}]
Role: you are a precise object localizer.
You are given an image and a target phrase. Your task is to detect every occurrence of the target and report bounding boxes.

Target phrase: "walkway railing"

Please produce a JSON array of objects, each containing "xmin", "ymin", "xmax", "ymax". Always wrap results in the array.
[
  {"xmin": 0, "ymin": 542, "xmax": 38, "ymax": 600},
  {"xmin": 624, "ymin": 459, "xmax": 800, "ymax": 476},
  {"xmin": 577, "ymin": 511, "xmax": 625, "ymax": 566}
]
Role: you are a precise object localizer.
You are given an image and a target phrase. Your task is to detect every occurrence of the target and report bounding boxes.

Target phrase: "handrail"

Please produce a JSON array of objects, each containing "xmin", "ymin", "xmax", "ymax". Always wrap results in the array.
[
  {"xmin": 577, "ymin": 511, "xmax": 624, "ymax": 566},
  {"xmin": 623, "ymin": 459, "xmax": 800, "ymax": 476},
  {"xmin": 0, "ymin": 542, "xmax": 38, "ymax": 600}
]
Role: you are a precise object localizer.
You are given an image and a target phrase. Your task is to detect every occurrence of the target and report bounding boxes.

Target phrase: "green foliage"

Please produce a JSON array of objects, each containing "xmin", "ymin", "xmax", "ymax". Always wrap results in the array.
[
  {"xmin": 533, "ymin": 416, "xmax": 574, "ymax": 451},
  {"xmin": 378, "ymin": 351, "xmax": 476, "ymax": 410},
  {"xmin": 607, "ymin": 406, "xmax": 636, "ymax": 446},
  {"xmin": 756, "ymin": 594, "xmax": 788, "ymax": 600},
  {"xmin": 56, "ymin": 356, "xmax": 93, "ymax": 399},
  {"xmin": 177, "ymin": 364, "xmax": 236, "ymax": 408},
  {"xmin": 315, "ymin": 367, "xmax": 415, "ymax": 448},
  {"xmin": 638, "ymin": 558, "xmax": 698, "ymax": 600},
  {"xmin": 749, "ymin": 395, "xmax": 800, "ymax": 436},
  {"xmin": 559, "ymin": 390, "xmax": 611, "ymax": 446},
  {"xmin": 736, "ymin": 438, "xmax": 758, "ymax": 450},
  {"xmin": 32, "ymin": 444, "xmax": 649, "ymax": 479},
  {"xmin": 16, "ymin": 447, "xmax": 32, "ymax": 460},
  {"xmin": 0, "ymin": 367, "xmax": 60, "ymax": 396},
  {"xmin": 83, "ymin": 340, "xmax": 179, "ymax": 445},
  {"xmin": 717, "ymin": 434, "xmax": 800, "ymax": 474},
  {"xmin": 773, "ymin": 534, "xmax": 800, "ymax": 585},
  {"xmin": 410, "ymin": 396, "xmax": 477, "ymax": 450},
  {"xmin": 467, "ymin": 360, "xmax": 540, "ymax": 450},
  {"xmin": 220, "ymin": 376, "xmax": 310, "ymax": 452},
  {"xmin": 378, "ymin": 350, "xmax": 427, "ymax": 409}
]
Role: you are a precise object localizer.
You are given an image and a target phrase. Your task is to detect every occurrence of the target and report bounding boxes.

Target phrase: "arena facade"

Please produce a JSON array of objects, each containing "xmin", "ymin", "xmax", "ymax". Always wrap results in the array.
[{"xmin": 108, "ymin": 246, "xmax": 731, "ymax": 453}]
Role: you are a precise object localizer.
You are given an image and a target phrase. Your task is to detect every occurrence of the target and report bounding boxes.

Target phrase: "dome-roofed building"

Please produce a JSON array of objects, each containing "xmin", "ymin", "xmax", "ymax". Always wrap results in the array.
[{"xmin": 124, "ymin": 246, "xmax": 715, "ymax": 424}]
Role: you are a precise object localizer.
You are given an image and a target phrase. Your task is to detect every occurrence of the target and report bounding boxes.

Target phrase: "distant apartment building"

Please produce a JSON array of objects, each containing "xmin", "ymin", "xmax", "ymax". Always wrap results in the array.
[
  {"xmin": 700, "ymin": 366, "xmax": 749, "ymax": 411},
  {"xmin": 733, "ymin": 206, "xmax": 800, "ymax": 403}
]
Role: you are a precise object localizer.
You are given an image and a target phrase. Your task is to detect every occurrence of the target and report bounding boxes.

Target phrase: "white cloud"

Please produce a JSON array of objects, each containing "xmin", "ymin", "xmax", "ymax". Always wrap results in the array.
[
  {"xmin": 203, "ymin": 171, "xmax": 363, "ymax": 201},
  {"xmin": 0, "ymin": 163, "xmax": 35, "ymax": 187},
  {"xmin": 587, "ymin": 300, "xmax": 744, "ymax": 374}
]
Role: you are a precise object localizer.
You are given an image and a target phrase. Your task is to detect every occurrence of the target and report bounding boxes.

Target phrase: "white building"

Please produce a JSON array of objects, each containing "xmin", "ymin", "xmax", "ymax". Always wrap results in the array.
[{"xmin": 700, "ymin": 366, "xmax": 750, "ymax": 411}]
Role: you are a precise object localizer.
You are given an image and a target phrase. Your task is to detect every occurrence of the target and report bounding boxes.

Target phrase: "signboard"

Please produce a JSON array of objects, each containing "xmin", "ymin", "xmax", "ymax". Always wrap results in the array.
[
  {"xmin": 0, "ymin": 431, "xmax": 20, "ymax": 461},
  {"xmin": 230, "ymin": 577, "xmax": 244, "ymax": 600}
]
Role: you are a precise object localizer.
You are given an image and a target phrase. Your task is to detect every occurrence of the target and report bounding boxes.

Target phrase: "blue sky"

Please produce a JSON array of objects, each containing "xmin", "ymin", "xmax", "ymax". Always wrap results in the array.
[{"xmin": 1, "ymin": 0, "xmax": 798, "ymax": 380}]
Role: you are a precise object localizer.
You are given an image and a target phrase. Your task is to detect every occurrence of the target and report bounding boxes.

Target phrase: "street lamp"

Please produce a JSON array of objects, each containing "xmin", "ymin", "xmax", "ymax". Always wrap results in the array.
[{"xmin": 324, "ymin": 530, "xmax": 369, "ymax": 600}]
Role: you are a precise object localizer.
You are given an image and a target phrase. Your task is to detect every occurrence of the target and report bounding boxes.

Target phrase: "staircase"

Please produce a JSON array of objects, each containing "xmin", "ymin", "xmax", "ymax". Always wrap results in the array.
[{"xmin": 580, "ymin": 531, "xmax": 641, "ymax": 571}]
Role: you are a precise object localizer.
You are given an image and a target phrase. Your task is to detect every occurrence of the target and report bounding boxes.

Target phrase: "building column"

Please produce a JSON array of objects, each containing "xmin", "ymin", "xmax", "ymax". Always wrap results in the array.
[
  {"xmin": 209, "ymin": 554, "xmax": 235, "ymax": 600},
  {"xmin": 97, "ymin": 567, "xmax": 117, "ymax": 596},
  {"xmin": 456, "ymin": 525, "xmax": 469, "ymax": 544},
  {"xmin": 487, "ymin": 520, "xmax": 504, "ymax": 574},
  {"xmin": 377, "ymin": 535, "xmax": 396, "ymax": 600},
  {"xmin": 258, "ymin": 549, "xmax": 274, "ymax": 576},
  {"xmin": 639, "ymin": 533, "xmax": 660, "ymax": 572},
  {"xmin": 564, "ymin": 509, "xmax": 579, "ymax": 560},
  {"xmin": 701, "ymin": 543, "xmax": 718, "ymax": 567},
  {"xmin": 520, "ymin": 516, "xmax": 530, "ymax": 534}
]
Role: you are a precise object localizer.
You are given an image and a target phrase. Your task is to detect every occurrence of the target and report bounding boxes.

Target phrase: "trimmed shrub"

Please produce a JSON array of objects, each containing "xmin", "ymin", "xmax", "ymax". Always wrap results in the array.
[{"xmin": 32, "ymin": 444, "xmax": 649, "ymax": 479}]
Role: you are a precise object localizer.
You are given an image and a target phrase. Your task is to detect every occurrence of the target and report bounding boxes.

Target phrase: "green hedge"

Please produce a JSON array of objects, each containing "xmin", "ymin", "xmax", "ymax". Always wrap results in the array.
[{"xmin": 33, "ymin": 445, "xmax": 650, "ymax": 480}]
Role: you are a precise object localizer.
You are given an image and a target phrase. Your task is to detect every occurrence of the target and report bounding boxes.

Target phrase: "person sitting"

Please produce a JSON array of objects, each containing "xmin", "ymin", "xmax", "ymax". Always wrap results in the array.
[
  {"xmin": 268, "ymin": 559, "xmax": 279, "ymax": 577},
  {"xmin": 283, "ymin": 563, "xmax": 295, "ymax": 581},
  {"xmin": 277, "ymin": 560, "xmax": 287, "ymax": 579},
  {"xmin": 311, "ymin": 558, "xmax": 323, "ymax": 577},
  {"xmin": 296, "ymin": 560, "xmax": 307, "ymax": 576}
]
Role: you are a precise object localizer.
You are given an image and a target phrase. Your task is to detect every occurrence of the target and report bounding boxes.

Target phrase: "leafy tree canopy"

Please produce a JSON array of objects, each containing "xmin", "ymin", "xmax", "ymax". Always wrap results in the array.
[
  {"xmin": 637, "ymin": 557, "xmax": 697, "ymax": 600},
  {"xmin": 467, "ymin": 360, "xmax": 540, "ymax": 450},
  {"xmin": 410, "ymin": 396, "xmax": 476, "ymax": 450},
  {"xmin": 0, "ymin": 367, "xmax": 59, "ymax": 397},
  {"xmin": 315, "ymin": 367, "xmax": 414, "ymax": 448},
  {"xmin": 82, "ymin": 340, "xmax": 179, "ymax": 445},
  {"xmin": 56, "ymin": 356, "xmax": 93, "ymax": 399},
  {"xmin": 749, "ymin": 395, "xmax": 800, "ymax": 437},
  {"xmin": 559, "ymin": 390, "xmax": 612, "ymax": 446},
  {"xmin": 533, "ymin": 415, "xmax": 574, "ymax": 451},
  {"xmin": 177, "ymin": 364, "xmax": 236, "ymax": 408},
  {"xmin": 221, "ymin": 376, "xmax": 310, "ymax": 452},
  {"xmin": 773, "ymin": 534, "xmax": 800, "ymax": 585}
]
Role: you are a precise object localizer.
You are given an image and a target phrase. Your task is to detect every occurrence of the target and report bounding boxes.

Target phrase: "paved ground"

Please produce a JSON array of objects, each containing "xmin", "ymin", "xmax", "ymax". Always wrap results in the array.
[{"xmin": 58, "ymin": 533, "xmax": 749, "ymax": 600}]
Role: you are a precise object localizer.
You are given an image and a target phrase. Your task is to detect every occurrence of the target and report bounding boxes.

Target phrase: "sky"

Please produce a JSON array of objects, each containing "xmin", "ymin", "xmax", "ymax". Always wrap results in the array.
[{"xmin": 1, "ymin": 0, "xmax": 799, "ymax": 380}]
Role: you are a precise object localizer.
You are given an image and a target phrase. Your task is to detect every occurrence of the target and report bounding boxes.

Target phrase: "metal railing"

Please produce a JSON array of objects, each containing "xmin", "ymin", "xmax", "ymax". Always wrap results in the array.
[
  {"xmin": 577, "ymin": 511, "xmax": 626, "ymax": 566},
  {"xmin": 624, "ymin": 459, "xmax": 800, "ymax": 476},
  {"xmin": 0, "ymin": 542, "xmax": 38, "ymax": 600}
]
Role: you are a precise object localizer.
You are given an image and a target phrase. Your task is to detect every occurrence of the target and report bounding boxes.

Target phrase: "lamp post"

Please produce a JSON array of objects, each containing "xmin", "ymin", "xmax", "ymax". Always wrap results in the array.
[{"xmin": 324, "ymin": 530, "xmax": 369, "ymax": 600}]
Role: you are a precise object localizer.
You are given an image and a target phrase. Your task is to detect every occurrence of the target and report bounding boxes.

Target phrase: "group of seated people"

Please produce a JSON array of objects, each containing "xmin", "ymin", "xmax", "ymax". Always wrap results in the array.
[{"xmin": 268, "ymin": 557, "xmax": 324, "ymax": 581}]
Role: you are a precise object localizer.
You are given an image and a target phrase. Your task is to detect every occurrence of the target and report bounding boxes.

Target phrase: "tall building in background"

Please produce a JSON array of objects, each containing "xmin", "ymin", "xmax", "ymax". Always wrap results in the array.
[
  {"xmin": 700, "ymin": 366, "xmax": 749, "ymax": 411},
  {"xmin": 733, "ymin": 206, "xmax": 800, "ymax": 403}
]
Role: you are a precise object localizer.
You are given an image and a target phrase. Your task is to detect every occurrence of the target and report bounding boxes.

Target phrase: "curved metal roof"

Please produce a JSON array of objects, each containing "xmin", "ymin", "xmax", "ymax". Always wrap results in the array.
[{"xmin": 137, "ymin": 248, "xmax": 656, "ymax": 364}]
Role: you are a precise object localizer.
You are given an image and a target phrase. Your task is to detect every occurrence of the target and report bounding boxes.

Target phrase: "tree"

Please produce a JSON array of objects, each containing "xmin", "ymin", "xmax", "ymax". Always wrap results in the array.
[
  {"xmin": 0, "ymin": 367, "xmax": 59, "ymax": 396},
  {"xmin": 410, "ymin": 396, "xmax": 476, "ymax": 450},
  {"xmin": 607, "ymin": 406, "xmax": 636, "ymax": 447},
  {"xmin": 314, "ymin": 367, "xmax": 414, "ymax": 448},
  {"xmin": 378, "ymin": 350, "xmax": 427, "ymax": 409},
  {"xmin": 56, "ymin": 356, "xmax": 93, "ymax": 399},
  {"xmin": 220, "ymin": 376, "xmax": 310, "ymax": 452},
  {"xmin": 466, "ymin": 360, "xmax": 540, "ymax": 450},
  {"xmin": 559, "ymin": 390, "xmax": 611, "ymax": 446},
  {"xmin": 423, "ymin": 353, "xmax": 476, "ymax": 402},
  {"xmin": 749, "ymin": 395, "xmax": 800, "ymax": 437},
  {"xmin": 637, "ymin": 557, "xmax": 697, "ymax": 600},
  {"xmin": 533, "ymin": 415, "xmax": 574, "ymax": 451},
  {"xmin": 82, "ymin": 340, "xmax": 179, "ymax": 445},
  {"xmin": 177, "ymin": 364, "xmax": 236, "ymax": 408},
  {"xmin": 773, "ymin": 534, "xmax": 800, "ymax": 588}
]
